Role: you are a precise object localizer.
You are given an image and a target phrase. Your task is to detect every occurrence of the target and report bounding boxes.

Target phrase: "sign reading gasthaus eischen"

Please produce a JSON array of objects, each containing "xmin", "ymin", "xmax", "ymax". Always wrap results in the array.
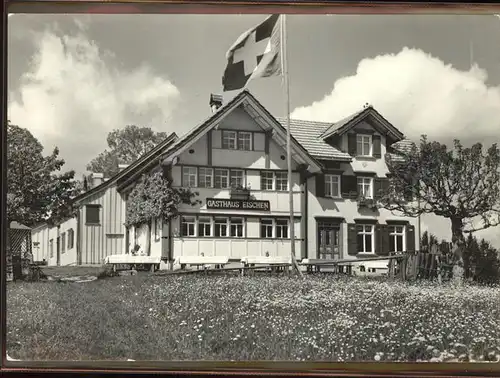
[{"xmin": 206, "ymin": 198, "xmax": 270, "ymax": 211}]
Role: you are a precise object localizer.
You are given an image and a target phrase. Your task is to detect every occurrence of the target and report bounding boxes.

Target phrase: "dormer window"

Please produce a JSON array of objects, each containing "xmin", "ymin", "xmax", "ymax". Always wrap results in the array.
[{"xmin": 356, "ymin": 134, "xmax": 372, "ymax": 157}]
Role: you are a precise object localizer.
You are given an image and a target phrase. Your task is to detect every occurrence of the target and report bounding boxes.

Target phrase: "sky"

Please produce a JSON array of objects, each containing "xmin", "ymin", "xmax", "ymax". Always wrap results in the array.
[{"xmin": 7, "ymin": 13, "xmax": 500, "ymax": 246}]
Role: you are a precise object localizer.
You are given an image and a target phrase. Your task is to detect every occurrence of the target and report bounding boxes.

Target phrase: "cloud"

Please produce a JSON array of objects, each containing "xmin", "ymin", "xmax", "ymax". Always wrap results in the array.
[
  {"xmin": 8, "ymin": 23, "xmax": 181, "ymax": 176},
  {"xmin": 291, "ymin": 47, "xmax": 500, "ymax": 247},
  {"xmin": 291, "ymin": 47, "xmax": 500, "ymax": 145}
]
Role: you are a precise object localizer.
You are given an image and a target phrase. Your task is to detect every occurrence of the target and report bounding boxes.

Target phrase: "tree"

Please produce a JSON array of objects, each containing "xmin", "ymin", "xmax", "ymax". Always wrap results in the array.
[
  {"xmin": 87, "ymin": 125, "xmax": 169, "ymax": 178},
  {"xmin": 7, "ymin": 122, "xmax": 78, "ymax": 227},
  {"xmin": 125, "ymin": 171, "xmax": 200, "ymax": 256},
  {"xmin": 383, "ymin": 136, "xmax": 500, "ymax": 276}
]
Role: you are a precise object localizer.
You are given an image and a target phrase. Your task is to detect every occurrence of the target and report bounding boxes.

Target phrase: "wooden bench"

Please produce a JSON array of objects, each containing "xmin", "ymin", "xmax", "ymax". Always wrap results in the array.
[
  {"xmin": 103, "ymin": 255, "xmax": 162, "ymax": 273},
  {"xmin": 175, "ymin": 256, "xmax": 230, "ymax": 271},
  {"xmin": 240, "ymin": 256, "xmax": 292, "ymax": 275}
]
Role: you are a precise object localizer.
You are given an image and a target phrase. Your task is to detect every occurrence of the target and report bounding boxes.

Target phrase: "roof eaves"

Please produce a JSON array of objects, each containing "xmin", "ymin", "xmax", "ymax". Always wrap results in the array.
[{"xmin": 244, "ymin": 95, "xmax": 324, "ymax": 172}]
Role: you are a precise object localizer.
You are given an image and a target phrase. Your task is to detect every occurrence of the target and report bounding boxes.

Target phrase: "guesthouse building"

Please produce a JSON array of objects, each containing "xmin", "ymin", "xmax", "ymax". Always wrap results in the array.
[{"xmin": 32, "ymin": 90, "xmax": 419, "ymax": 267}]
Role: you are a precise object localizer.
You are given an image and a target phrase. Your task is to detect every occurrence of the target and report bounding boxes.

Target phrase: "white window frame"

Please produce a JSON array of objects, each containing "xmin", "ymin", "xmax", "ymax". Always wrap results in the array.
[
  {"xmin": 275, "ymin": 218, "xmax": 289, "ymax": 239},
  {"xmin": 260, "ymin": 218, "xmax": 274, "ymax": 238},
  {"xmin": 214, "ymin": 217, "xmax": 229, "ymax": 237},
  {"xmin": 260, "ymin": 171, "xmax": 274, "ymax": 190},
  {"xmin": 61, "ymin": 232, "xmax": 66, "ymax": 254},
  {"xmin": 181, "ymin": 216, "xmax": 196, "ymax": 237},
  {"xmin": 357, "ymin": 224, "xmax": 375, "ymax": 254},
  {"xmin": 356, "ymin": 134, "xmax": 372, "ymax": 157},
  {"xmin": 198, "ymin": 167, "xmax": 213, "ymax": 188},
  {"xmin": 230, "ymin": 218, "xmax": 244, "ymax": 237},
  {"xmin": 182, "ymin": 166, "xmax": 198, "ymax": 188},
  {"xmin": 230, "ymin": 169, "xmax": 245, "ymax": 188},
  {"xmin": 67, "ymin": 229, "xmax": 74, "ymax": 249},
  {"xmin": 275, "ymin": 172, "xmax": 288, "ymax": 191},
  {"xmin": 214, "ymin": 168, "xmax": 230, "ymax": 189},
  {"xmin": 222, "ymin": 130, "xmax": 237, "ymax": 150},
  {"xmin": 389, "ymin": 225, "xmax": 406, "ymax": 253},
  {"xmin": 237, "ymin": 132, "xmax": 252, "ymax": 151},
  {"xmin": 357, "ymin": 177, "xmax": 374, "ymax": 199},
  {"xmin": 325, "ymin": 174, "xmax": 341, "ymax": 198},
  {"xmin": 198, "ymin": 217, "xmax": 212, "ymax": 237}
]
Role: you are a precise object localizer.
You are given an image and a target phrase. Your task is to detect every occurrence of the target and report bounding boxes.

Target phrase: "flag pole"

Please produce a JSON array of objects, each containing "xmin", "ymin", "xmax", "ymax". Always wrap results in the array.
[{"xmin": 281, "ymin": 14, "xmax": 301, "ymax": 276}]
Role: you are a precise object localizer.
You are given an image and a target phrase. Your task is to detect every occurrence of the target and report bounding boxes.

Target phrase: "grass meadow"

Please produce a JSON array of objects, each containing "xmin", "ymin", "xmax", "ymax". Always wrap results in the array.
[{"xmin": 6, "ymin": 273, "xmax": 500, "ymax": 362}]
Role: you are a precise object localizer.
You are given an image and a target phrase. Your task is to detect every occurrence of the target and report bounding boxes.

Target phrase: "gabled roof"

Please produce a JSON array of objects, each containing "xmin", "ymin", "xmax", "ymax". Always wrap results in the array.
[
  {"xmin": 275, "ymin": 118, "xmax": 352, "ymax": 161},
  {"xmin": 158, "ymin": 90, "xmax": 324, "ymax": 173},
  {"xmin": 320, "ymin": 105, "xmax": 405, "ymax": 142},
  {"xmin": 73, "ymin": 132, "xmax": 179, "ymax": 205},
  {"xmin": 10, "ymin": 221, "xmax": 31, "ymax": 230}
]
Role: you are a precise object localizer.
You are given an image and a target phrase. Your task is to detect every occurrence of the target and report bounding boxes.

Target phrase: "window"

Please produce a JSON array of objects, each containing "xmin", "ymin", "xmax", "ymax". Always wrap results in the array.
[
  {"xmin": 261, "ymin": 171, "xmax": 288, "ymax": 191},
  {"xmin": 214, "ymin": 169, "xmax": 229, "ymax": 189},
  {"xmin": 214, "ymin": 218, "xmax": 228, "ymax": 237},
  {"xmin": 275, "ymin": 219, "xmax": 289, "ymax": 238},
  {"xmin": 198, "ymin": 168, "xmax": 213, "ymax": 188},
  {"xmin": 325, "ymin": 174, "xmax": 341, "ymax": 198},
  {"xmin": 61, "ymin": 233, "xmax": 66, "ymax": 254},
  {"xmin": 222, "ymin": 131, "xmax": 237, "ymax": 149},
  {"xmin": 67, "ymin": 229, "xmax": 74, "ymax": 249},
  {"xmin": 237, "ymin": 132, "xmax": 252, "ymax": 150},
  {"xmin": 85, "ymin": 205, "xmax": 100, "ymax": 224},
  {"xmin": 261, "ymin": 171, "xmax": 274, "ymax": 190},
  {"xmin": 49, "ymin": 239, "xmax": 54, "ymax": 258},
  {"xmin": 275, "ymin": 172, "xmax": 288, "ymax": 191},
  {"xmin": 198, "ymin": 217, "xmax": 212, "ymax": 237},
  {"xmin": 357, "ymin": 177, "xmax": 373, "ymax": 199},
  {"xmin": 230, "ymin": 170, "xmax": 245, "ymax": 187},
  {"xmin": 357, "ymin": 225, "xmax": 374, "ymax": 254},
  {"xmin": 357, "ymin": 134, "xmax": 372, "ymax": 156},
  {"xmin": 230, "ymin": 218, "xmax": 244, "ymax": 237},
  {"xmin": 181, "ymin": 216, "xmax": 196, "ymax": 237},
  {"xmin": 389, "ymin": 225, "xmax": 405, "ymax": 253},
  {"xmin": 260, "ymin": 219, "xmax": 273, "ymax": 238},
  {"xmin": 182, "ymin": 167, "xmax": 197, "ymax": 187}
]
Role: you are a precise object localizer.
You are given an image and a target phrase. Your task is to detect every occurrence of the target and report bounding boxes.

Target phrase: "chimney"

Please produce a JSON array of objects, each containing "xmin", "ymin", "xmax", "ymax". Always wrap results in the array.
[
  {"xmin": 118, "ymin": 164, "xmax": 130, "ymax": 172},
  {"xmin": 209, "ymin": 93, "xmax": 223, "ymax": 113},
  {"xmin": 91, "ymin": 173, "xmax": 104, "ymax": 188}
]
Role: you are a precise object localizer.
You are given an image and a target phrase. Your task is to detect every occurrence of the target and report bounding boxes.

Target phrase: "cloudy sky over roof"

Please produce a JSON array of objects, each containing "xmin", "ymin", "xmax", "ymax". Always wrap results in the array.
[{"xmin": 7, "ymin": 12, "xmax": 500, "ymax": 246}]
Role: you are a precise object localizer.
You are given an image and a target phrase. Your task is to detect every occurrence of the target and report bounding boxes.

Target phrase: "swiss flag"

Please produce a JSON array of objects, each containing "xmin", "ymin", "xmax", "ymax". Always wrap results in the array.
[{"xmin": 222, "ymin": 14, "xmax": 281, "ymax": 92}]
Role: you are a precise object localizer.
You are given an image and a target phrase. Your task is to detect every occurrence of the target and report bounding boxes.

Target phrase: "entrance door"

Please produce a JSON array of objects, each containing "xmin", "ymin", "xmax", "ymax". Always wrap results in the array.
[
  {"xmin": 317, "ymin": 222, "xmax": 340, "ymax": 260},
  {"xmin": 56, "ymin": 236, "xmax": 61, "ymax": 266}
]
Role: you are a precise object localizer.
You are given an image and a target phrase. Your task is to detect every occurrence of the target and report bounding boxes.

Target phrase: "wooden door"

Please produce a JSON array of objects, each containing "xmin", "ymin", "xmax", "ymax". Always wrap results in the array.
[{"xmin": 317, "ymin": 222, "xmax": 340, "ymax": 260}]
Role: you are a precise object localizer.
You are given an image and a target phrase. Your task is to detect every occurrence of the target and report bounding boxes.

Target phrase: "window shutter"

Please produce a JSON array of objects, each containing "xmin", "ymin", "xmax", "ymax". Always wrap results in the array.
[
  {"xmin": 374, "ymin": 178, "xmax": 382, "ymax": 200},
  {"xmin": 341, "ymin": 175, "xmax": 358, "ymax": 199},
  {"xmin": 316, "ymin": 174, "xmax": 325, "ymax": 197},
  {"xmin": 373, "ymin": 135, "xmax": 382, "ymax": 158},
  {"xmin": 348, "ymin": 134, "xmax": 357, "ymax": 156},
  {"xmin": 347, "ymin": 223, "xmax": 358, "ymax": 256},
  {"xmin": 406, "ymin": 224, "xmax": 416, "ymax": 252},
  {"xmin": 376, "ymin": 225, "xmax": 390, "ymax": 256}
]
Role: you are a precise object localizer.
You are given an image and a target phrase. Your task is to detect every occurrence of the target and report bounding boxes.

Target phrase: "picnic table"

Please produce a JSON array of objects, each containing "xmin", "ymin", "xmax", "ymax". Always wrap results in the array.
[
  {"xmin": 240, "ymin": 256, "xmax": 292, "ymax": 275},
  {"xmin": 103, "ymin": 254, "xmax": 162, "ymax": 272},
  {"xmin": 300, "ymin": 258, "xmax": 353, "ymax": 274},
  {"xmin": 175, "ymin": 256, "xmax": 230, "ymax": 271}
]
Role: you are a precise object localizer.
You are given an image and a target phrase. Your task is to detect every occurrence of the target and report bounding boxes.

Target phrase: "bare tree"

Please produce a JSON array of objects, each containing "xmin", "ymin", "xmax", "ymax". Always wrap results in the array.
[{"xmin": 382, "ymin": 136, "xmax": 500, "ymax": 275}]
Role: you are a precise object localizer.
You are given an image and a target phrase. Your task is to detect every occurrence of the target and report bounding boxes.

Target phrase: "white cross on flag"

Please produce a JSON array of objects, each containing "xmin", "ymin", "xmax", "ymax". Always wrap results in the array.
[{"xmin": 222, "ymin": 14, "xmax": 281, "ymax": 92}]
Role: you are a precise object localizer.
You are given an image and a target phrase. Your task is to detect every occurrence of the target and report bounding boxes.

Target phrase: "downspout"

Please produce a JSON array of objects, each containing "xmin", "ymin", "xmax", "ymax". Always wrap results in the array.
[{"xmin": 76, "ymin": 207, "xmax": 82, "ymax": 265}]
